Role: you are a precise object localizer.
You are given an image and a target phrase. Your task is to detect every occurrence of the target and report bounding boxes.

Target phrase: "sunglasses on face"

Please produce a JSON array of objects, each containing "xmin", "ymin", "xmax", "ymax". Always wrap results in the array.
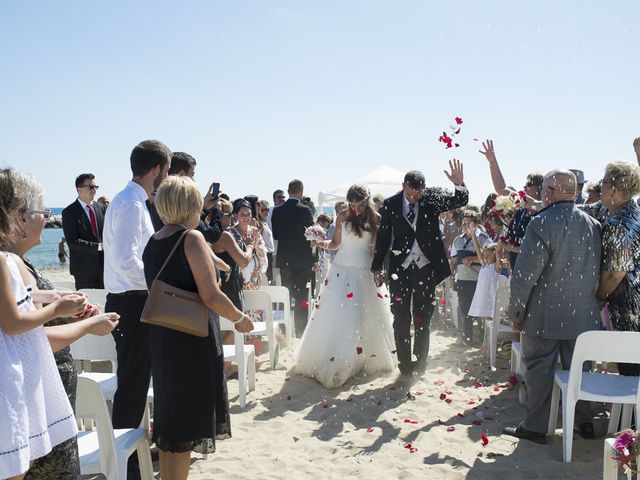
[
  {"xmin": 79, "ymin": 185, "xmax": 99, "ymax": 190},
  {"xmin": 28, "ymin": 208, "xmax": 52, "ymax": 219}
]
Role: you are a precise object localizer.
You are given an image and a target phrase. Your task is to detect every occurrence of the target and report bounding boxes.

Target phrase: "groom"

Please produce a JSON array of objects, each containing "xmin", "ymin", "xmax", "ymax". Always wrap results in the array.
[{"xmin": 372, "ymin": 160, "xmax": 468, "ymax": 375}]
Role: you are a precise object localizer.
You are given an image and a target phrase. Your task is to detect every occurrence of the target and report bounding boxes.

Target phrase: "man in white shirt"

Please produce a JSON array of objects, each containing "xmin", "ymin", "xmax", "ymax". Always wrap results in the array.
[{"xmin": 103, "ymin": 140, "xmax": 170, "ymax": 435}]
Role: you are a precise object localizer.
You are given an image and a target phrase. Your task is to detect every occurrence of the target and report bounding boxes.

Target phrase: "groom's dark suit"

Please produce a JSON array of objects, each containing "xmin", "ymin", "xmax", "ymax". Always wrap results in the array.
[
  {"xmin": 62, "ymin": 199, "xmax": 106, "ymax": 289},
  {"xmin": 372, "ymin": 186, "xmax": 468, "ymax": 372}
]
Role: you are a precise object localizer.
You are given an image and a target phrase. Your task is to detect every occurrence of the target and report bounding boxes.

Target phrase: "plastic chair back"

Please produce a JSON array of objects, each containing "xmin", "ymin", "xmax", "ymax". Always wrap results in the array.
[{"xmin": 76, "ymin": 375, "xmax": 118, "ymax": 479}]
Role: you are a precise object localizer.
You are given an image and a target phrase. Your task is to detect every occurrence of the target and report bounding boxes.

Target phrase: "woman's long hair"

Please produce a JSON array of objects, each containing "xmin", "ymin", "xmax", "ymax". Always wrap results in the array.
[
  {"xmin": 0, "ymin": 169, "xmax": 18, "ymax": 247},
  {"xmin": 345, "ymin": 184, "xmax": 379, "ymax": 238}
]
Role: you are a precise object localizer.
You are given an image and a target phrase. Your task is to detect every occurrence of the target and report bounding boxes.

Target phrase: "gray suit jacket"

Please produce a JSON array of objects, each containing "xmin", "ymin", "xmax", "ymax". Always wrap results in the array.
[{"xmin": 509, "ymin": 201, "xmax": 602, "ymax": 339}]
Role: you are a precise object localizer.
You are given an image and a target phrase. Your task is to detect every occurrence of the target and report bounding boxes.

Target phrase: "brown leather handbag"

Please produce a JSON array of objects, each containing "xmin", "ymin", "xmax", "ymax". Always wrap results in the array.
[{"xmin": 141, "ymin": 229, "xmax": 209, "ymax": 337}]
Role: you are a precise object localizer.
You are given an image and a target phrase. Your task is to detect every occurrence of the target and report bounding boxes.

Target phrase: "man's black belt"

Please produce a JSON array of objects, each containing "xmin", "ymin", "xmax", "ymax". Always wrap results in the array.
[{"xmin": 109, "ymin": 290, "xmax": 147, "ymax": 296}]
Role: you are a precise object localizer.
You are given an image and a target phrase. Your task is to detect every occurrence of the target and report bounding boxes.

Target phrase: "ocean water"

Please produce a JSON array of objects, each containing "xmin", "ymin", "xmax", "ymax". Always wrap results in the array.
[{"xmin": 28, "ymin": 208, "xmax": 69, "ymax": 271}]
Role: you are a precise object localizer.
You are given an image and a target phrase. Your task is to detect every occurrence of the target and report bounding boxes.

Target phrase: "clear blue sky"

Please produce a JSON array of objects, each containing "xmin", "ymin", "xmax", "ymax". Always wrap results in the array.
[{"xmin": 1, "ymin": 1, "xmax": 638, "ymax": 208}]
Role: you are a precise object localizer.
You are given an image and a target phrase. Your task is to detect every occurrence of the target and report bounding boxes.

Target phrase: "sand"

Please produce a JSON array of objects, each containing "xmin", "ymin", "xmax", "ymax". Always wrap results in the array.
[{"xmin": 44, "ymin": 268, "xmax": 606, "ymax": 479}]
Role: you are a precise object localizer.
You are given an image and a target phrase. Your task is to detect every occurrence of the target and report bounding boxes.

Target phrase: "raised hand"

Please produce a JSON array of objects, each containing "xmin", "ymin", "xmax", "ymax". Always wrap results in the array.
[
  {"xmin": 479, "ymin": 139, "xmax": 497, "ymax": 164},
  {"xmin": 444, "ymin": 158, "xmax": 464, "ymax": 186},
  {"xmin": 634, "ymin": 137, "xmax": 640, "ymax": 163}
]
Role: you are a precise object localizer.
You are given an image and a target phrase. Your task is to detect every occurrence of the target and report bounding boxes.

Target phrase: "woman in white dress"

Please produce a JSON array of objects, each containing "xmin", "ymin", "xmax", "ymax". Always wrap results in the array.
[
  {"xmin": 0, "ymin": 169, "xmax": 88, "ymax": 480},
  {"xmin": 294, "ymin": 185, "xmax": 397, "ymax": 389}
]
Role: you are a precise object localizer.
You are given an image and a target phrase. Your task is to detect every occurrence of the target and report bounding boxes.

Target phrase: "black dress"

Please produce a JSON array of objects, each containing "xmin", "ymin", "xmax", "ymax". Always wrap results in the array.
[
  {"xmin": 143, "ymin": 228, "xmax": 231, "ymax": 453},
  {"xmin": 217, "ymin": 227, "xmax": 245, "ymax": 311}
]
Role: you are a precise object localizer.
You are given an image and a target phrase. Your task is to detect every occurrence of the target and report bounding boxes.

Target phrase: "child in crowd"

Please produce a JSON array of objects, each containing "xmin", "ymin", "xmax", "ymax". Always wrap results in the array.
[{"xmin": 468, "ymin": 242, "xmax": 500, "ymax": 352}]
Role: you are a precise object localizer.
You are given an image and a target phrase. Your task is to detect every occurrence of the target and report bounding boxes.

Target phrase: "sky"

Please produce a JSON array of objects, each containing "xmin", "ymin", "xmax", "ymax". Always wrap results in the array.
[{"xmin": 1, "ymin": 1, "xmax": 639, "ymax": 208}]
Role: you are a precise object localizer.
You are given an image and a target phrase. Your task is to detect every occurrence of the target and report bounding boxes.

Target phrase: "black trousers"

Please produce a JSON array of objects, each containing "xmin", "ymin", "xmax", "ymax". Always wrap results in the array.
[
  {"xmin": 106, "ymin": 292, "xmax": 151, "ymax": 429},
  {"xmin": 388, "ymin": 263, "xmax": 439, "ymax": 369},
  {"xmin": 279, "ymin": 266, "xmax": 312, "ymax": 336},
  {"xmin": 74, "ymin": 271, "xmax": 104, "ymax": 290},
  {"xmin": 457, "ymin": 279, "xmax": 480, "ymax": 342}
]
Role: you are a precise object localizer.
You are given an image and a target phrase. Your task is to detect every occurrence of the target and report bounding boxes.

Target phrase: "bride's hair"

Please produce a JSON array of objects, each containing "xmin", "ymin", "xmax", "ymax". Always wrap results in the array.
[{"xmin": 345, "ymin": 184, "xmax": 379, "ymax": 238}]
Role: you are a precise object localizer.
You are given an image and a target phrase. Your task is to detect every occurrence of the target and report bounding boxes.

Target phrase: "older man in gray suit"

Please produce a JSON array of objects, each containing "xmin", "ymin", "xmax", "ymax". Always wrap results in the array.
[{"xmin": 503, "ymin": 170, "xmax": 602, "ymax": 444}]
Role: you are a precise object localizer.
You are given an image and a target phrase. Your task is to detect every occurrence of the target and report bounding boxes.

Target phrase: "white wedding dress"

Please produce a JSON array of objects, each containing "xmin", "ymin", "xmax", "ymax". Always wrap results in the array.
[{"xmin": 294, "ymin": 223, "xmax": 397, "ymax": 389}]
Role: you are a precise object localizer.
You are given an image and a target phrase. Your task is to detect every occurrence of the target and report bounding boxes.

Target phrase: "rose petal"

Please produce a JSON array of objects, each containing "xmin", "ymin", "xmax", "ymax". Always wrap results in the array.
[
  {"xmin": 346, "ymin": 292, "xmax": 354, "ymax": 298},
  {"xmin": 322, "ymin": 399, "xmax": 329, "ymax": 408},
  {"xmin": 356, "ymin": 347, "xmax": 363, "ymax": 355},
  {"xmin": 447, "ymin": 426, "xmax": 456, "ymax": 432},
  {"xmin": 376, "ymin": 292, "xmax": 384, "ymax": 299},
  {"xmin": 439, "ymin": 393, "xmax": 447, "ymax": 400},
  {"xmin": 324, "ymin": 279, "xmax": 328, "ymax": 285},
  {"xmin": 367, "ymin": 427, "xmax": 374, "ymax": 433},
  {"xmin": 445, "ymin": 398, "xmax": 453, "ymax": 404},
  {"xmin": 329, "ymin": 357, "xmax": 335, "ymax": 362},
  {"xmin": 467, "ymin": 401, "xmax": 476, "ymax": 405},
  {"xmin": 480, "ymin": 434, "xmax": 489, "ymax": 446},
  {"xmin": 455, "ymin": 116, "xmax": 463, "ymax": 125}
]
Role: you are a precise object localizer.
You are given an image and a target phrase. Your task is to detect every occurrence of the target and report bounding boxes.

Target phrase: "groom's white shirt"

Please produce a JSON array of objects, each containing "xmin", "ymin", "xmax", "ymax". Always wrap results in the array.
[{"xmin": 401, "ymin": 193, "xmax": 429, "ymax": 269}]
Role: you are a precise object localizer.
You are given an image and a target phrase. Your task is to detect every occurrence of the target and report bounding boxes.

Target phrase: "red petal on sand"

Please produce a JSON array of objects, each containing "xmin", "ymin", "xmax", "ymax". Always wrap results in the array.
[
  {"xmin": 439, "ymin": 393, "xmax": 447, "ymax": 400},
  {"xmin": 481, "ymin": 434, "xmax": 489, "ymax": 446},
  {"xmin": 493, "ymin": 386, "xmax": 500, "ymax": 392},
  {"xmin": 404, "ymin": 443, "xmax": 418, "ymax": 453},
  {"xmin": 377, "ymin": 292, "xmax": 384, "ymax": 298},
  {"xmin": 445, "ymin": 398, "xmax": 453, "ymax": 404},
  {"xmin": 434, "ymin": 380, "xmax": 445, "ymax": 386},
  {"xmin": 367, "ymin": 427, "xmax": 374, "ymax": 433},
  {"xmin": 410, "ymin": 447, "xmax": 418, "ymax": 453},
  {"xmin": 324, "ymin": 279, "xmax": 328, "ymax": 285},
  {"xmin": 445, "ymin": 391, "xmax": 453, "ymax": 395},
  {"xmin": 467, "ymin": 401, "xmax": 476, "ymax": 405},
  {"xmin": 472, "ymin": 420, "xmax": 483, "ymax": 426},
  {"xmin": 356, "ymin": 347, "xmax": 363, "ymax": 354},
  {"xmin": 455, "ymin": 116, "xmax": 463, "ymax": 125},
  {"xmin": 447, "ymin": 426, "xmax": 456, "ymax": 432},
  {"xmin": 322, "ymin": 399, "xmax": 329, "ymax": 408},
  {"xmin": 314, "ymin": 304, "xmax": 320, "ymax": 309},
  {"xmin": 301, "ymin": 300, "xmax": 309, "ymax": 308},
  {"xmin": 329, "ymin": 357, "xmax": 335, "ymax": 362},
  {"xmin": 404, "ymin": 419, "xmax": 418, "ymax": 424},
  {"xmin": 454, "ymin": 143, "xmax": 460, "ymax": 148},
  {"xmin": 473, "ymin": 381, "xmax": 483, "ymax": 388},
  {"xmin": 464, "ymin": 369, "xmax": 471, "ymax": 374},
  {"xmin": 441, "ymin": 298, "xmax": 447, "ymax": 305},
  {"xmin": 346, "ymin": 292, "xmax": 354, "ymax": 298}
]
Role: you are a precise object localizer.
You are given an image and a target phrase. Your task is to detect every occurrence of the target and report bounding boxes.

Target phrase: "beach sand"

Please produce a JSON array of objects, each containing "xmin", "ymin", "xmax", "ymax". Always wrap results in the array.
[{"xmin": 45, "ymin": 268, "xmax": 606, "ymax": 479}]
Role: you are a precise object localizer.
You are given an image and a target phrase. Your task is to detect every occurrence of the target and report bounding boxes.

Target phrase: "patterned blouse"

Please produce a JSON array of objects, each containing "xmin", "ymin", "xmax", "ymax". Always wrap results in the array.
[{"xmin": 601, "ymin": 200, "xmax": 640, "ymax": 332}]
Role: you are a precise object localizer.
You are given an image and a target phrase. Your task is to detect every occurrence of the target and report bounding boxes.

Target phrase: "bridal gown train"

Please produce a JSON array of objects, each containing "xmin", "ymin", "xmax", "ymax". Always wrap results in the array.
[{"xmin": 294, "ymin": 223, "xmax": 397, "ymax": 389}]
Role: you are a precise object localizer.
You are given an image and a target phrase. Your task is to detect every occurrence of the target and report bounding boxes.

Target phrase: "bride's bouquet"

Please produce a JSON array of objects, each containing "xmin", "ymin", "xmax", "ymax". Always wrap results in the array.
[{"xmin": 304, "ymin": 225, "xmax": 327, "ymax": 242}]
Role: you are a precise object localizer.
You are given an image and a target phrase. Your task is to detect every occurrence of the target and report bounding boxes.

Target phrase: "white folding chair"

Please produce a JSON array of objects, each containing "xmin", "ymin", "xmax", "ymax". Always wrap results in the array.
[
  {"xmin": 244, "ymin": 290, "xmax": 277, "ymax": 369},
  {"xmin": 448, "ymin": 289, "xmax": 460, "ymax": 329},
  {"xmin": 262, "ymin": 285, "xmax": 293, "ymax": 346},
  {"xmin": 484, "ymin": 275, "xmax": 512, "ymax": 369},
  {"xmin": 547, "ymin": 330, "xmax": 640, "ymax": 463},
  {"xmin": 76, "ymin": 375, "xmax": 153, "ymax": 480},
  {"xmin": 220, "ymin": 317, "xmax": 255, "ymax": 408}
]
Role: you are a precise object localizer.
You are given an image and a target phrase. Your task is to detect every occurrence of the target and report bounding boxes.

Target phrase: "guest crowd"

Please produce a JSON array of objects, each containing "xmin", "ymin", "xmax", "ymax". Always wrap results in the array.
[{"xmin": 1, "ymin": 136, "xmax": 639, "ymax": 479}]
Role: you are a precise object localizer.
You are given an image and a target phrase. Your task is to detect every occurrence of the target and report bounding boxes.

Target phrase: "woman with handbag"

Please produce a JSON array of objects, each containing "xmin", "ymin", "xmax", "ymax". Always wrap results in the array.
[{"xmin": 142, "ymin": 176, "xmax": 253, "ymax": 480}]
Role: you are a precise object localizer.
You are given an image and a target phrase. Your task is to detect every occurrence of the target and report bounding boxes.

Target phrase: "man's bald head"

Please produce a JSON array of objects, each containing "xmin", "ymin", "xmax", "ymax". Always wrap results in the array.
[{"xmin": 542, "ymin": 169, "xmax": 577, "ymax": 207}]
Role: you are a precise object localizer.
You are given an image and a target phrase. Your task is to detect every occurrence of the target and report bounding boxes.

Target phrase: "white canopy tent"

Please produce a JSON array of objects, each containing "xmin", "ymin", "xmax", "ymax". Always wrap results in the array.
[{"xmin": 316, "ymin": 165, "xmax": 408, "ymax": 213}]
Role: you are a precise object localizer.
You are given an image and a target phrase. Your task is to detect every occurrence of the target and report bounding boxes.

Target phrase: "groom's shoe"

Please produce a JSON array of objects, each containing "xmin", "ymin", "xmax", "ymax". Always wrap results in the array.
[
  {"xmin": 503, "ymin": 425, "xmax": 547, "ymax": 444},
  {"xmin": 399, "ymin": 362, "xmax": 414, "ymax": 376}
]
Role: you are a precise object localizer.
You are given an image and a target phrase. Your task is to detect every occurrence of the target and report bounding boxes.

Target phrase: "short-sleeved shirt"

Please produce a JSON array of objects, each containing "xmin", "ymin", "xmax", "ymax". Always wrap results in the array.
[
  {"xmin": 451, "ymin": 229, "xmax": 491, "ymax": 282},
  {"xmin": 601, "ymin": 200, "xmax": 640, "ymax": 332}
]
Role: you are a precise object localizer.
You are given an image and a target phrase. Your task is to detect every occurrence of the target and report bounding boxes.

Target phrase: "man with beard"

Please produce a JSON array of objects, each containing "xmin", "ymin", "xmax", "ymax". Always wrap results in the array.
[{"xmin": 102, "ymin": 140, "xmax": 170, "ymax": 461}]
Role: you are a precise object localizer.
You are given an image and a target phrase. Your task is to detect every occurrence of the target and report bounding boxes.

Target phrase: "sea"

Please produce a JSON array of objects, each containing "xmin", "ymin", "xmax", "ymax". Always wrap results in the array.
[{"xmin": 29, "ymin": 208, "xmax": 69, "ymax": 271}]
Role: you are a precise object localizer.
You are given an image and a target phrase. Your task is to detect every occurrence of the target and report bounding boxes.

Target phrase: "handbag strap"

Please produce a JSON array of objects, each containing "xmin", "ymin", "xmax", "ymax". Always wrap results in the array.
[{"xmin": 153, "ymin": 228, "xmax": 192, "ymax": 281}]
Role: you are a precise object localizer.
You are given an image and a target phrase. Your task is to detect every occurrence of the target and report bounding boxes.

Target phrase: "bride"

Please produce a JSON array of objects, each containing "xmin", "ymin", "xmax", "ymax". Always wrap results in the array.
[{"xmin": 294, "ymin": 184, "xmax": 397, "ymax": 389}]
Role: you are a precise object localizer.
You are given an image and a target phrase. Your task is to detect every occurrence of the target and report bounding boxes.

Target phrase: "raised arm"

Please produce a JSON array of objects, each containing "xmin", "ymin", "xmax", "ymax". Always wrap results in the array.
[
  {"xmin": 479, "ymin": 140, "xmax": 508, "ymax": 194},
  {"xmin": 634, "ymin": 137, "xmax": 640, "ymax": 166},
  {"xmin": 212, "ymin": 231, "xmax": 254, "ymax": 268}
]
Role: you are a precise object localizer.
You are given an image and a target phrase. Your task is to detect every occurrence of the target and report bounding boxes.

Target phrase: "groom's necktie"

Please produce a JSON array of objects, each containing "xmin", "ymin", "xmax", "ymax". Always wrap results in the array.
[{"xmin": 407, "ymin": 203, "xmax": 416, "ymax": 224}]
